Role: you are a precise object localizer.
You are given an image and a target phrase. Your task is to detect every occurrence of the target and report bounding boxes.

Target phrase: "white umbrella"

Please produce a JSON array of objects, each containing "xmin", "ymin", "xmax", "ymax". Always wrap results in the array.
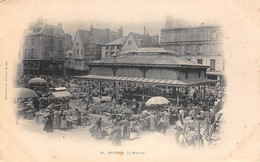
[
  {"xmin": 145, "ymin": 96, "xmax": 170, "ymax": 106},
  {"xmin": 14, "ymin": 88, "xmax": 38, "ymax": 98}
]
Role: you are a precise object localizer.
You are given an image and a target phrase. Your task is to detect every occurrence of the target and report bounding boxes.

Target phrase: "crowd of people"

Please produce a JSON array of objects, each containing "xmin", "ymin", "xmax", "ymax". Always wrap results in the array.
[{"xmin": 15, "ymin": 74, "xmax": 225, "ymax": 148}]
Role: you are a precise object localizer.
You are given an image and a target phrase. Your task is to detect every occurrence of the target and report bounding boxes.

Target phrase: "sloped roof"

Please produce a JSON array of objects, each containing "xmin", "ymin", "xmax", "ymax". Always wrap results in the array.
[
  {"xmin": 122, "ymin": 47, "xmax": 176, "ymax": 54},
  {"xmin": 90, "ymin": 51, "xmax": 208, "ymax": 68},
  {"xmin": 131, "ymin": 32, "xmax": 143, "ymax": 40},
  {"xmin": 25, "ymin": 23, "xmax": 65, "ymax": 38},
  {"xmin": 106, "ymin": 36, "xmax": 127, "ymax": 45},
  {"xmin": 77, "ymin": 29, "xmax": 89, "ymax": 44},
  {"xmin": 126, "ymin": 32, "xmax": 159, "ymax": 48},
  {"xmin": 91, "ymin": 28, "xmax": 107, "ymax": 45}
]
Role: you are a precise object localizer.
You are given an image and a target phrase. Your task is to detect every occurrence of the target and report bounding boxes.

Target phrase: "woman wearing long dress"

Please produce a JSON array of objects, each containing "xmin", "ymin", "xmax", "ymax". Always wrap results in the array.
[
  {"xmin": 149, "ymin": 114, "xmax": 156, "ymax": 131},
  {"xmin": 53, "ymin": 111, "xmax": 60, "ymax": 129},
  {"xmin": 43, "ymin": 115, "xmax": 53, "ymax": 132},
  {"xmin": 121, "ymin": 118, "xmax": 130, "ymax": 139},
  {"xmin": 60, "ymin": 114, "xmax": 67, "ymax": 130},
  {"xmin": 111, "ymin": 124, "xmax": 122, "ymax": 146},
  {"xmin": 95, "ymin": 117, "xmax": 103, "ymax": 139}
]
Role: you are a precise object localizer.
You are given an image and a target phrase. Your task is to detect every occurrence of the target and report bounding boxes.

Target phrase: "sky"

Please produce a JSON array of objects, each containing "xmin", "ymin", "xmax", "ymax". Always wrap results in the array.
[{"xmin": 41, "ymin": 16, "xmax": 210, "ymax": 40}]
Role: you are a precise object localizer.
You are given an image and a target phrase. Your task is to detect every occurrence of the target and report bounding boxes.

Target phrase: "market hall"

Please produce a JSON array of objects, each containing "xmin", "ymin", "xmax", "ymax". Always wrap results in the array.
[{"xmin": 76, "ymin": 47, "xmax": 217, "ymax": 104}]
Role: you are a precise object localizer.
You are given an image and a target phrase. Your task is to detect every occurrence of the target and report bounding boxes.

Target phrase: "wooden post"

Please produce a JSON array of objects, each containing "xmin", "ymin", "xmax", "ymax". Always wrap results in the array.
[
  {"xmin": 176, "ymin": 87, "xmax": 179, "ymax": 106},
  {"xmin": 99, "ymin": 81, "xmax": 102, "ymax": 99},
  {"xmin": 113, "ymin": 82, "xmax": 116, "ymax": 98},
  {"xmin": 142, "ymin": 84, "xmax": 144, "ymax": 102},
  {"xmin": 204, "ymin": 84, "xmax": 206, "ymax": 99}
]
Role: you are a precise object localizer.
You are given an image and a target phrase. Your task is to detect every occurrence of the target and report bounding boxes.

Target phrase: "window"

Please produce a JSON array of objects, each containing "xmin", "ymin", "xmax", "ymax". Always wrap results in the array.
[
  {"xmin": 58, "ymin": 49, "xmax": 63, "ymax": 55},
  {"xmin": 106, "ymin": 46, "xmax": 109, "ymax": 50},
  {"xmin": 128, "ymin": 41, "xmax": 132, "ymax": 45},
  {"xmin": 117, "ymin": 46, "xmax": 120, "ymax": 50},
  {"xmin": 50, "ymin": 39, "xmax": 54, "ymax": 44},
  {"xmin": 197, "ymin": 59, "xmax": 203, "ymax": 64},
  {"xmin": 31, "ymin": 38, "xmax": 35, "ymax": 45},
  {"xmin": 185, "ymin": 71, "xmax": 188, "ymax": 79},
  {"xmin": 81, "ymin": 49, "xmax": 83, "ymax": 55},
  {"xmin": 210, "ymin": 59, "xmax": 216, "ymax": 70},
  {"xmin": 212, "ymin": 31, "xmax": 217, "ymax": 40},
  {"xmin": 197, "ymin": 45, "xmax": 203, "ymax": 54},
  {"xmin": 185, "ymin": 45, "xmax": 191, "ymax": 55},
  {"xmin": 111, "ymin": 46, "xmax": 115, "ymax": 50},
  {"xmin": 48, "ymin": 28, "xmax": 54, "ymax": 34},
  {"xmin": 187, "ymin": 59, "xmax": 191, "ymax": 61},
  {"xmin": 58, "ymin": 40, "xmax": 62, "ymax": 47},
  {"xmin": 77, "ymin": 49, "xmax": 79, "ymax": 55},
  {"xmin": 76, "ymin": 42, "xmax": 79, "ymax": 46}
]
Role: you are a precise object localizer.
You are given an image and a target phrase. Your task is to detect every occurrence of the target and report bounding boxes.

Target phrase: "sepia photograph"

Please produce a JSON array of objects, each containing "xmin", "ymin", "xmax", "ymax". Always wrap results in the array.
[{"xmin": 0, "ymin": 0, "xmax": 260, "ymax": 161}]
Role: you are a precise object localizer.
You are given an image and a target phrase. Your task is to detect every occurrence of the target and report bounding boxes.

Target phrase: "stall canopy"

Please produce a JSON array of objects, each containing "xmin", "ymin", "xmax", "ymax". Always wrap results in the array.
[
  {"xmin": 51, "ymin": 91, "xmax": 72, "ymax": 98},
  {"xmin": 28, "ymin": 77, "xmax": 47, "ymax": 84},
  {"xmin": 76, "ymin": 75, "xmax": 217, "ymax": 87},
  {"xmin": 14, "ymin": 88, "xmax": 38, "ymax": 98},
  {"xmin": 54, "ymin": 87, "xmax": 67, "ymax": 91}
]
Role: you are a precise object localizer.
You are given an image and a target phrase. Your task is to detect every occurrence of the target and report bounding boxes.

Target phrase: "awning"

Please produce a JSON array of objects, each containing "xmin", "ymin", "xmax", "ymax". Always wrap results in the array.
[
  {"xmin": 206, "ymin": 71, "xmax": 224, "ymax": 76},
  {"xmin": 55, "ymin": 87, "xmax": 67, "ymax": 91},
  {"xmin": 76, "ymin": 75, "xmax": 218, "ymax": 87},
  {"xmin": 51, "ymin": 91, "xmax": 72, "ymax": 98}
]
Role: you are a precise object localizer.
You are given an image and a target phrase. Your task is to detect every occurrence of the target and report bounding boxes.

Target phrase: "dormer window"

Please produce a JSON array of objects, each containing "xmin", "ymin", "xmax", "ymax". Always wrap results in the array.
[
  {"xmin": 48, "ymin": 28, "xmax": 54, "ymax": 34},
  {"xmin": 33, "ymin": 28, "xmax": 41, "ymax": 33}
]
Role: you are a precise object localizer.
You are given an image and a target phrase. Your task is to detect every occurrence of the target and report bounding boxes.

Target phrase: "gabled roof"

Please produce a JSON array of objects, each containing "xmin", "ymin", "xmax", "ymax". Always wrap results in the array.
[
  {"xmin": 124, "ymin": 32, "xmax": 159, "ymax": 48},
  {"xmin": 77, "ymin": 29, "xmax": 89, "ymax": 44},
  {"xmin": 106, "ymin": 36, "xmax": 127, "ymax": 45},
  {"xmin": 25, "ymin": 23, "xmax": 65, "ymax": 38},
  {"xmin": 90, "ymin": 28, "xmax": 108, "ymax": 45}
]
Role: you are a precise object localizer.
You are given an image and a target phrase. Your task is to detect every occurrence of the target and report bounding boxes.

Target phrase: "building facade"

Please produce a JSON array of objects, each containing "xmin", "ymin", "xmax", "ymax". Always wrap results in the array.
[
  {"xmin": 102, "ymin": 36, "xmax": 127, "ymax": 58},
  {"xmin": 22, "ymin": 23, "xmax": 70, "ymax": 76},
  {"xmin": 71, "ymin": 29, "xmax": 90, "ymax": 74},
  {"xmin": 161, "ymin": 25, "xmax": 224, "ymax": 83},
  {"xmin": 121, "ymin": 30, "xmax": 159, "ymax": 51},
  {"xmin": 83, "ymin": 26, "xmax": 123, "ymax": 73}
]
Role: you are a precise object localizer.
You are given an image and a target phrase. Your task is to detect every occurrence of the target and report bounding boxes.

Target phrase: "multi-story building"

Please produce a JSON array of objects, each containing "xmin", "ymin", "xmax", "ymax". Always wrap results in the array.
[
  {"xmin": 71, "ymin": 29, "xmax": 90, "ymax": 74},
  {"xmin": 64, "ymin": 49, "xmax": 74, "ymax": 75},
  {"xmin": 161, "ymin": 25, "xmax": 224, "ymax": 83},
  {"xmin": 22, "ymin": 23, "xmax": 70, "ymax": 76},
  {"xmin": 102, "ymin": 36, "xmax": 127, "ymax": 58},
  {"xmin": 121, "ymin": 28, "xmax": 159, "ymax": 51},
  {"xmin": 83, "ymin": 26, "xmax": 123, "ymax": 73}
]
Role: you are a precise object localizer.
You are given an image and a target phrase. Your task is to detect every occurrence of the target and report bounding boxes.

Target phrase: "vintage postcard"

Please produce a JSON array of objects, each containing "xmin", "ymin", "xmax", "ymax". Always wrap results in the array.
[{"xmin": 0, "ymin": 0, "xmax": 260, "ymax": 161}]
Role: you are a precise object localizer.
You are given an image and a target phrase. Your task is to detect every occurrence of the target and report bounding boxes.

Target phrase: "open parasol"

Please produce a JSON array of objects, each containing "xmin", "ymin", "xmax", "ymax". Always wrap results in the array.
[
  {"xmin": 14, "ymin": 88, "xmax": 38, "ymax": 98},
  {"xmin": 28, "ymin": 78, "xmax": 47, "ymax": 84},
  {"xmin": 145, "ymin": 96, "xmax": 170, "ymax": 106}
]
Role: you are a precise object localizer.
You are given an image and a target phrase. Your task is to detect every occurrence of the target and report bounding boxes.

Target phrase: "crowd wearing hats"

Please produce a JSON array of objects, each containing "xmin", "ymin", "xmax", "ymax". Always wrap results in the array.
[{"xmin": 16, "ymin": 74, "xmax": 224, "ymax": 148}]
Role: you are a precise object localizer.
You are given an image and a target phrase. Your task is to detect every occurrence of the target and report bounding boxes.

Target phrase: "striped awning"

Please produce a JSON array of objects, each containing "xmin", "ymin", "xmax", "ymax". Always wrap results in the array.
[{"xmin": 75, "ymin": 75, "xmax": 217, "ymax": 87}]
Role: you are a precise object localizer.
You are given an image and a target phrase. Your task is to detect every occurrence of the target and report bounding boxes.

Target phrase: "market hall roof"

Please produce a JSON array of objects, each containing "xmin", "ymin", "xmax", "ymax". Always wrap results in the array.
[
  {"xmin": 121, "ymin": 47, "xmax": 176, "ymax": 54},
  {"xmin": 76, "ymin": 75, "xmax": 217, "ymax": 87},
  {"xmin": 89, "ymin": 48, "xmax": 208, "ymax": 68}
]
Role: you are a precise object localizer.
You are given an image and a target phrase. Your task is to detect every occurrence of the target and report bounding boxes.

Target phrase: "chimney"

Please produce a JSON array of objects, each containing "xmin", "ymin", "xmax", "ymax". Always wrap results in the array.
[
  {"xmin": 144, "ymin": 26, "xmax": 146, "ymax": 36},
  {"xmin": 105, "ymin": 28, "xmax": 111, "ymax": 43},
  {"xmin": 58, "ymin": 23, "xmax": 62, "ymax": 29},
  {"xmin": 118, "ymin": 26, "xmax": 123, "ymax": 37}
]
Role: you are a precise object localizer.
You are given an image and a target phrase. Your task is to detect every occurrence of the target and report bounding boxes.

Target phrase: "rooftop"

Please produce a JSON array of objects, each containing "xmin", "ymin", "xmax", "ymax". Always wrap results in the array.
[
  {"xmin": 25, "ymin": 23, "xmax": 65, "ymax": 38},
  {"xmin": 106, "ymin": 36, "xmax": 127, "ymax": 45},
  {"xmin": 90, "ymin": 47, "xmax": 208, "ymax": 68}
]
